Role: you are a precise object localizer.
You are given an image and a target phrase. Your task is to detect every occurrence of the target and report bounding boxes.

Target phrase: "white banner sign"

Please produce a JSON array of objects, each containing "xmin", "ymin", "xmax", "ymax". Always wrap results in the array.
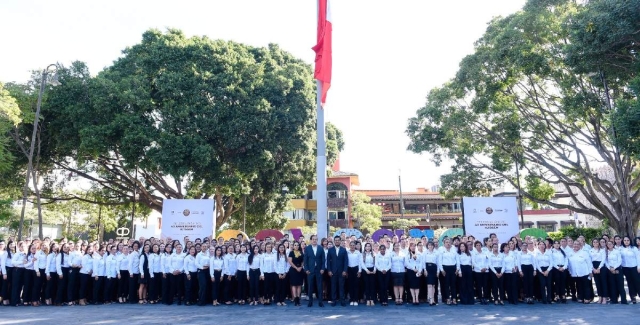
[
  {"xmin": 462, "ymin": 197, "xmax": 519, "ymax": 243},
  {"xmin": 161, "ymin": 199, "xmax": 215, "ymax": 241}
]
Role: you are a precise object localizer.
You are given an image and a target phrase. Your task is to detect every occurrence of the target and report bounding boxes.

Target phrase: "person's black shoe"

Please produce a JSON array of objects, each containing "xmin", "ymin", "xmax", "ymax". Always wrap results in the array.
[
  {"xmin": 308, "ymin": 301, "xmax": 313, "ymax": 307},
  {"xmin": 341, "ymin": 301, "xmax": 346, "ymax": 307},
  {"xmin": 319, "ymin": 302, "xmax": 324, "ymax": 307}
]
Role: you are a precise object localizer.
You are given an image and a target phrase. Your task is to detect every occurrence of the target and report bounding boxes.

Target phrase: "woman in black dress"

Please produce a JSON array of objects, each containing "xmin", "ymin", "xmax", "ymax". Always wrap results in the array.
[{"xmin": 288, "ymin": 241, "xmax": 304, "ymax": 306}]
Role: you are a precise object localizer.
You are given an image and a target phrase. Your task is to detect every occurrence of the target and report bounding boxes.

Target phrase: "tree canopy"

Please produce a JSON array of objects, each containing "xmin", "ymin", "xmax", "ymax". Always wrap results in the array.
[
  {"xmin": 3, "ymin": 29, "xmax": 344, "ymax": 230},
  {"xmin": 351, "ymin": 192, "xmax": 382, "ymax": 234},
  {"xmin": 406, "ymin": 0, "xmax": 640, "ymax": 235}
]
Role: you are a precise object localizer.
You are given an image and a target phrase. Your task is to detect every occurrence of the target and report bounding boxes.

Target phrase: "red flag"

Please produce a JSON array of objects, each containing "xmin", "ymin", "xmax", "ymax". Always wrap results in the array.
[{"xmin": 312, "ymin": 0, "xmax": 332, "ymax": 106}]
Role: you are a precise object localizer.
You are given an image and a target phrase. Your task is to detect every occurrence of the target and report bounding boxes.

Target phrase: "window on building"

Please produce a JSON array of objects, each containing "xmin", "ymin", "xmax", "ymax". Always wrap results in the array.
[
  {"xmin": 538, "ymin": 224, "xmax": 555, "ymax": 232},
  {"xmin": 329, "ymin": 211, "xmax": 337, "ymax": 220},
  {"xmin": 337, "ymin": 211, "xmax": 346, "ymax": 220}
]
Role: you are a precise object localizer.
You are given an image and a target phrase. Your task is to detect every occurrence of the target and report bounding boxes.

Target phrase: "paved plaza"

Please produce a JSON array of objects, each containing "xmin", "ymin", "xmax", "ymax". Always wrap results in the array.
[{"xmin": 0, "ymin": 302, "xmax": 632, "ymax": 325}]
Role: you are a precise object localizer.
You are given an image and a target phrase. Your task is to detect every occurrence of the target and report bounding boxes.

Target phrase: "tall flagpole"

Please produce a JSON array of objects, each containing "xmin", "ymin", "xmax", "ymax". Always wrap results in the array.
[{"xmin": 316, "ymin": 80, "xmax": 328, "ymax": 239}]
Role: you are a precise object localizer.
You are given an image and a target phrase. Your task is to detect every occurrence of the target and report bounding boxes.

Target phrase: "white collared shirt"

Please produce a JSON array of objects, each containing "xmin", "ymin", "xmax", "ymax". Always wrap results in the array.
[
  {"xmin": 195, "ymin": 251, "xmax": 210, "ymax": 270},
  {"xmin": 236, "ymin": 253, "xmax": 249, "ymax": 271},
  {"xmin": 375, "ymin": 253, "xmax": 391, "ymax": 272},
  {"xmin": 128, "ymin": 250, "xmax": 140, "ymax": 275},
  {"xmin": 183, "ymin": 255, "xmax": 197, "ymax": 273},
  {"xmin": 390, "ymin": 251, "xmax": 405, "ymax": 273},
  {"xmin": 347, "ymin": 250, "xmax": 362, "ymax": 271},
  {"xmin": 261, "ymin": 252, "xmax": 276, "ymax": 275},
  {"xmin": 105, "ymin": 254, "xmax": 118, "ymax": 278},
  {"xmin": 568, "ymin": 250, "xmax": 591, "ymax": 277},
  {"xmin": 209, "ymin": 257, "xmax": 225, "ymax": 276},
  {"xmin": 620, "ymin": 246, "xmax": 639, "ymax": 268},
  {"xmin": 170, "ymin": 252, "xmax": 186, "ymax": 273},
  {"xmin": 93, "ymin": 255, "xmax": 106, "ymax": 277}
]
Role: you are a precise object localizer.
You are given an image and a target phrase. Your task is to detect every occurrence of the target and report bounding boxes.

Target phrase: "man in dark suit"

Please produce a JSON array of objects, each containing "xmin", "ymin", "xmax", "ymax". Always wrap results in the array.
[
  {"xmin": 303, "ymin": 235, "xmax": 325, "ymax": 307},
  {"xmin": 327, "ymin": 236, "xmax": 348, "ymax": 306}
]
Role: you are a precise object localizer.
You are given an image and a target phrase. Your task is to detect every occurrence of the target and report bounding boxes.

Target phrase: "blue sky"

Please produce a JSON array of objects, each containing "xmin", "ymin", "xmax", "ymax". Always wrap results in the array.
[{"xmin": 0, "ymin": 0, "xmax": 526, "ymax": 192}]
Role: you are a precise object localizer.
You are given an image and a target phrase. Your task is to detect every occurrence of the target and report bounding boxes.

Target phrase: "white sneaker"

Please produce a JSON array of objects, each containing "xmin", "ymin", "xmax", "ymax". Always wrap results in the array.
[
  {"xmin": 349, "ymin": 302, "xmax": 354, "ymax": 306},
  {"xmin": 354, "ymin": 302, "xmax": 358, "ymax": 306}
]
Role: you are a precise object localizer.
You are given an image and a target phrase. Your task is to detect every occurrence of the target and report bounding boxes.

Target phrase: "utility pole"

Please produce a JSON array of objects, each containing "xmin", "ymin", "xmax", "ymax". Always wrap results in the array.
[{"xmin": 398, "ymin": 171, "xmax": 405, "ymax": 218}]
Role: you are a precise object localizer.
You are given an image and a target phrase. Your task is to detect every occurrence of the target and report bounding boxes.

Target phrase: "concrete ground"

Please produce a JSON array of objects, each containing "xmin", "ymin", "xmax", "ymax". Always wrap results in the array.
[{"xmin": 0, "ymin": 300, "xmax": 633, "ymax": 325}]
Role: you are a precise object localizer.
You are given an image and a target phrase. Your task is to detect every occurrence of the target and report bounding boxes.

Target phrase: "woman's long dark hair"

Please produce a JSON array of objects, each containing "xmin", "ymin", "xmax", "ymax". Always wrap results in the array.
[
  {"xmin": 458, "ymin": 242, "xmax": 471, "ymax": 256},
  {"xmin": 248, "ymin": 245, "xmax": 260, "ymax": 265},
  {"xmin": 26, "ymin": 243, "xmax": 35, "ymax": 259},
  {"xmin": 6, "ymin": 240, "xmax": 14, "ymax": 259},
  {"xmin": 276, "ymin": 244, "xmax": 287, "ymax": 262}
]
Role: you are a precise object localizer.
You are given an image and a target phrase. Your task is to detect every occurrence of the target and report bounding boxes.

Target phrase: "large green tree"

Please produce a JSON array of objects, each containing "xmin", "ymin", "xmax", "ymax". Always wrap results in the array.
[
  {"xmin": 351, "ymin": 192, "xmax": 382, "ymax": 234},
  {"xmin": 0, "ymin": 82, "xmax": 21, "ymax": 174},
  {"xmin": 25, "ymin": 29, "xmax": 336, "ymax": 229},
  {"xmin": 406, "ymin": 0, "xmax": 640, "ymax": 235}
]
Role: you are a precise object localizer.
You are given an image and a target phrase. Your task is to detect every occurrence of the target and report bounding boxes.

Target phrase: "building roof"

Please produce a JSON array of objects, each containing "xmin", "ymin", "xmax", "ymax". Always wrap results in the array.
[
  {"xmin": 357, "ymin": 187, "xmax": 456, "ymax": 200},
  {"xmin": 329, "ymin": 170, "xmax": 360, "ymax": 186}
]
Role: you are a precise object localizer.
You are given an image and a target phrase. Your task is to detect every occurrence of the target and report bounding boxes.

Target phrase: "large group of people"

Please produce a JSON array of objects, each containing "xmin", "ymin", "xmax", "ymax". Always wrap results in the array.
[{"xmin": 1, "ymin": 231, "xmax": 639, "ymax": 308}]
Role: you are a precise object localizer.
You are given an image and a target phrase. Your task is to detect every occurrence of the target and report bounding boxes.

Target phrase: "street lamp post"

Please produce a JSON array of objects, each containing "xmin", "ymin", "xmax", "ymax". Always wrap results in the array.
[
  {"xmin": 514, "ymin": 158, "xmax": 525, "ymax": 230},
  {"xmin": 18, "ymin": 64, "xmax": 60, "ymax": 239}
]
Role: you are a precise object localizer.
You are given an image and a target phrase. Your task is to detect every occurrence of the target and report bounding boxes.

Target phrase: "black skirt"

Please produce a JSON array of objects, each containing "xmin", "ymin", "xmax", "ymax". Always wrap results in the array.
[
  {"xmin": 288, "ymin": 265, "xmax": 304, "ymax": 286},
  {"xmin": 392, "ymin": 272, "xmax": 405, "ymax": 286},
  {"xmin": 425, "ymin": 263, "xmax": 438, "ymax": 285},
  {"xmin": 407, "ymin": 269, "xmax": 421, "ymax": 289},
  {"xmin": 139, "ymin": 270, "xmax": 150, "ymax": 285}
]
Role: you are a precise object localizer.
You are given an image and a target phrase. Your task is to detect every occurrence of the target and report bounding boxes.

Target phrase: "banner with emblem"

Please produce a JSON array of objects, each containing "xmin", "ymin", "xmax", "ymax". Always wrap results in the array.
[
  {"xmin": 462, "ymin": 197, "xmax": 519, "ymax": 243},
  {"xmin": 161, "ymin": 199, "xmax": 215, "ymax": 241}
]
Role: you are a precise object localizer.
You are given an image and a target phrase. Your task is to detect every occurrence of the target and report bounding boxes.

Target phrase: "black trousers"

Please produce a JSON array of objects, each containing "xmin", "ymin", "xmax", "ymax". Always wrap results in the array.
[
  {"xmin": 33, "ymin": 269, "xmax": 45, "ymax": 302},
  {"xmin": 552, "ymin": 268, "xmax": 567, "ymax": 298},
  {"xmin": 473, "ymin": 272, "xmax": 489, "ymax": 299},
  {"xmin": 521, "ymin": 265, "xmax": 534, "ymax": 298},
  {"xmin": 46, "ymin": 271, "xmax": 57, "ymax": 300},
  {"xmin": 11, "ymin": 267, "xmax": 25, "ymax": 305},
  {"xmin": 378, "ymin": 271, "xmax": 390, "ymax": 303},
  {"xmin": 2, "ymin": 266, "xmax": 13, "ymax": 301},
  {"xmin": 264, "ymin": 272, "xmax": 277, "ymax": 300},
  {"xmin": 93, "ymin": 276, "xmax": 105, "ymax": 303},
  {"xmin": 150, "ymin": 272, "xmax": 162, "ymax": 302},
  {"xmin": 504, "ymin": 272, "xmax": 518, "ymax": 304},
  {"xmin": 306, "ymin": 271, "xmax": 323, "ymax": 304},
  {"xmin": 442, "ymin": 265, "xmax": 456, "ymax": 301},
  {"xmin": 566, "ymin": 270, "xmax": 576, "ymax": 297},
  {"xmin": 575, "ymin": 275, "xmax": 592, "ymax": 301},
  {"xmin": 538, "ymin": 267, "xmax": 552, "ymax": 303},
  {"xmin": 459, "ymin": 265, "xmax": 474, "ymax": 304},
  {"xmin": 331, "ymin": 272, "xmax": 346, "ymax": 302},
  {"xmin": 622, "ymin": 267, "xmax": 640, "ymax": 300},
  {"xmin": 249, "ymin": 269, "xmax": 260, "ymax": 301},
  {"xmin": 347, "ymin": 266, "xmax": 359, "ymax": 302},
  {"xmin": 169, "ymin": 273, "xmax": 184, "ymax": 302},
  {"xmin": 275, "ymin": 274, "xmax": 287, "ymax": 303},
  {"xmin": 105, "ymin": 277, "xmax": 116, "ymax": 302},
  {"xmin": 79, "ymin": 273, "xmax": 91, "ymax": 300},
  {"xmin": 162, "ymin": 274, "xmax": 172, "ymax": 305},
  {"xmin": 118, "ymin": 270, "xmax": 129, "ymax": 299},
  {"xmin": 22, "ymin": 269, "xmax": 36, "ymax": 303},
  {"xmin": 184, "ymin": 271, "xmax": 197, "ymax": 303},
  {"xmin": 363, "ymin": 268, "xmax": 376, "ymax": 301},
  {"xmin": 236, "ymin": 270, "xmax": 248, "ymax": 301},
  {"xmin": 490, "ymin": 268, "xmax": 503, "ymax": 302},
  {"xmin": 608, "ymin": 267, "xmax": 627, "ymax": 303},
  {"xmin": 211, "ymin": 270, "xmax": 222, "ymax": 302},
  {"xmin": 56, "ymin": 267, "xmax": 70, "ymax": 304},
  {"xmin": 223, "ymin": 275, "xmax": 236, "ymax": 302},
  {"xmin": 128, "ymin": 273, "xmax": 140, "ymax": 303},
  {"xmin": 593, "ymin": 265, "xmax": 609, "ymax": 298},
  {"xmin": 197, "ymin": 270, "xmax": 210, "ymax": 305},
  {"xmin": 68, "ymin": 268, "xmax": 80, "ymax": 302}
]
